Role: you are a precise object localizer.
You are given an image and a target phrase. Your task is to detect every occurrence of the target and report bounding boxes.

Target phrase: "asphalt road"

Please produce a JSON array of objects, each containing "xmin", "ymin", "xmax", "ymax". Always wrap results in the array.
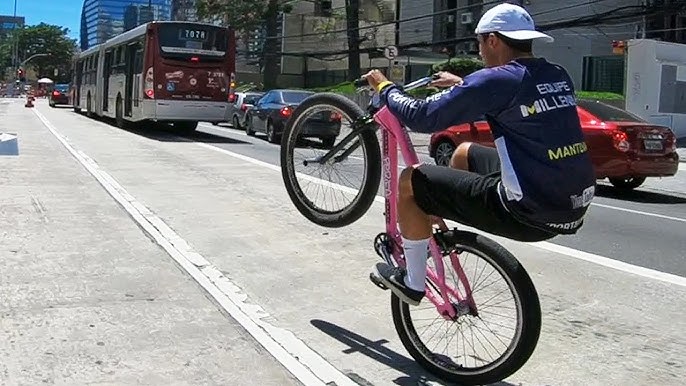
[
  {"xmin": 3, "ymin": 99, "xmax": 685, "ymax": 385},
  {"xmin": 195, "ymin": 122, "xmax": 686, "ymax": 278}
]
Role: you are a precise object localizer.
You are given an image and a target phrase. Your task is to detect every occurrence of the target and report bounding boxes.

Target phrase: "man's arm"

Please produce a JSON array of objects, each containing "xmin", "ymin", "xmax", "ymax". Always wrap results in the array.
[{"xmin": 379, "ymin": 67, "xmax": 520, "ymax": 133}]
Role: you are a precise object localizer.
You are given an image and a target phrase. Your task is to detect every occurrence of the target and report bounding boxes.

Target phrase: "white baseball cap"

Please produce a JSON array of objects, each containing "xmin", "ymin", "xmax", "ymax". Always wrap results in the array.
[{"xmin": 475, "ymin": 3, "xmax": 554, "ymax": 43}]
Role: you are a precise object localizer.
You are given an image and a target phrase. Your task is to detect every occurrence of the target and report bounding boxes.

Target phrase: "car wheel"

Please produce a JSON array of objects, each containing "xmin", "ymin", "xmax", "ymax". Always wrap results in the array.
[
  {"xmin": 433, "ymin": 140, "xmax": 456, "ymax": 167},
  {"xmin": 608, "ymin": 176, "xmax": 646, "ymax": 191},
  {"xmin": 233, "ymin": 115, "xmax": 241, "ymax": 130},
  {"xmin": 266, "ymin": 120, "xmax": 279, "ymax": 144},
  {"xmin": 321, "ymin": 136, "xmax": 335, "ymax": 148},
  {"xmin": 245, "ymin": 115, "xmax": 255, "ymax": 136}
]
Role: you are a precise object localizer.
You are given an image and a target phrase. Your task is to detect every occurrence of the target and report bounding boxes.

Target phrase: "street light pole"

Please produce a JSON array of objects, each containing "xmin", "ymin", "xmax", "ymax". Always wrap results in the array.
[{"xmin": 20, "ymin": 53, "xmax": 50, "ymax": 68}]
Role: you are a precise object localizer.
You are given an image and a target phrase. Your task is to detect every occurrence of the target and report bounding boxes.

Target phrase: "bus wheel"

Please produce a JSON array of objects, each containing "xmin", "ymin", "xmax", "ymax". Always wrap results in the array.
[
  {"xmin": 86, "ymin": 95, "xmax": 93, "ymax": 118},
  {"xmin": 173, "ymin": 121, "xmax": 198, "ymax": 134},
  {"xmin": 115, "ymin": 98, "xmax": 126, "ymax": 128}
]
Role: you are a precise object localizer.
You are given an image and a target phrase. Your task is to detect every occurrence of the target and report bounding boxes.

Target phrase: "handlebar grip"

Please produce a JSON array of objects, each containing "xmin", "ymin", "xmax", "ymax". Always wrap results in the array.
[{"xmin": 352, "ymin": 78, "xmax": 368, "ymax": 88}]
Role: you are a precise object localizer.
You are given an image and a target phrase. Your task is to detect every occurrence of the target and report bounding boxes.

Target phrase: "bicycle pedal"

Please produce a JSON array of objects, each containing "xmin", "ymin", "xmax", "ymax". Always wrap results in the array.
[{"xmin": 369, "ymin": 272, "xmax": 388, "ymax": 290}]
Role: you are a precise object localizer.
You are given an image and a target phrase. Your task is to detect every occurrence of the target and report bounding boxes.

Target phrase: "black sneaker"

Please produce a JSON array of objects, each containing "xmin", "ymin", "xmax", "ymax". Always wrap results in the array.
[{"xmin": 372, "ymin": 262, "xmax": 424, "ymax": 306}]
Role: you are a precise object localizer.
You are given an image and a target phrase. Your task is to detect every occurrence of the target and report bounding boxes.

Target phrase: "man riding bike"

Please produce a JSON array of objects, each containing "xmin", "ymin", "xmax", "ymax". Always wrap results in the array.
[{"xmin": 364, "ymin": 3, "xmax": 596, "ymax": 306}]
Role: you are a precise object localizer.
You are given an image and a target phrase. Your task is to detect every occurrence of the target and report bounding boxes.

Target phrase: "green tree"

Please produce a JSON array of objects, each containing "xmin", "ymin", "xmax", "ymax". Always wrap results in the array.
[
  {"xmin": 196, "ymin": 0, "xmax": 296, "ymax": 89},
  {"xmin": 0, "ymin": 23, "xmax": 76, "ymax": 83},
  {"xmin": 430, "ymin": 57, "xmax": 484, "ymax": 77}
]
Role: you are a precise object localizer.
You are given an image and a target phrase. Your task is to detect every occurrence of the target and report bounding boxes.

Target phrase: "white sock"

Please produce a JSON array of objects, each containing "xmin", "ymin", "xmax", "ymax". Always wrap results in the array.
[{"xmin": 402, "ymin": 237, "xmax": 430, "ymax": 292}]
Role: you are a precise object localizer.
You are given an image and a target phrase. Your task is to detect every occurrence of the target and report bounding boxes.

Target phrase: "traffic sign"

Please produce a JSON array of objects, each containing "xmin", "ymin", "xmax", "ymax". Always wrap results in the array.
[{"xmin": 383, "ymin": 45, "xmax": 399, "ymax": 60}]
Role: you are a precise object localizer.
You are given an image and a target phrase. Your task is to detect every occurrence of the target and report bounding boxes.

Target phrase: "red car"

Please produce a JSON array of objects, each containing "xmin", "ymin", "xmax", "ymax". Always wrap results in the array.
[
  {"xmin": 428, "ymin": 99, "xmax": 680, "ymax": 190},
  {"xmin": 48, "ymin": 84, "xmax": 71, "ymax": 107}
]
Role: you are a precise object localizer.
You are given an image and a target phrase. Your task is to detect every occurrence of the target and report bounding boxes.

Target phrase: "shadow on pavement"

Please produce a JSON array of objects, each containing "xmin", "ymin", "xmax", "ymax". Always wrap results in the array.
[
  {"xmin": 595, "ymin": 184, "xmax": 686, "ymax": 204},
  {"xmin": 310, "ymin": 319, "xmax": 518, "ymax": 386},
  {"xmin": 87, "ymin": 113, "xmax": 251, "ymax": 145}
]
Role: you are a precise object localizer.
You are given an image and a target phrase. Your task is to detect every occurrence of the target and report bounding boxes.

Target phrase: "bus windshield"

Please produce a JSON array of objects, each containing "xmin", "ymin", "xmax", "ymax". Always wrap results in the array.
[{"xmin": 158, "ymin": 23, "xmax": 228, "ymax": 61}]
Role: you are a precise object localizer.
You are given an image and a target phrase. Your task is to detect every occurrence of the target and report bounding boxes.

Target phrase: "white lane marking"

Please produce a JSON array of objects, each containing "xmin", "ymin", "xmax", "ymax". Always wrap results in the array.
[
  {"xmin": 196, "ymin": 142, "xmax": 686, "ymax": 288},
  {"xmin": 33, "ymin": 109, "xmax": 357, "ymax": 386},
  {"xmin": 529, "ymin": 241, "xmax": 686, "ymax": 287},
  {"xmin": 591, "ymin": 202, "xmax": 686, "ymax": 223}
]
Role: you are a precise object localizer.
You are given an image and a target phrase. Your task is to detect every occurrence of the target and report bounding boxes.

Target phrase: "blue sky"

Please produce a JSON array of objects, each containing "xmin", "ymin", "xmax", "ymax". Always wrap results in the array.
[{"xmin": 1, "ymin": 0, "xmax": 82, "ymax": 41}]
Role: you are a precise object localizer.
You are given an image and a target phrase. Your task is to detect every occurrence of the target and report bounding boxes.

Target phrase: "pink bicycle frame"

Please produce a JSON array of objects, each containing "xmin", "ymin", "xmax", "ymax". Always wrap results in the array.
[{"xmin": 372, "ymin": 106, "xmax": 475, "ymax": 318}]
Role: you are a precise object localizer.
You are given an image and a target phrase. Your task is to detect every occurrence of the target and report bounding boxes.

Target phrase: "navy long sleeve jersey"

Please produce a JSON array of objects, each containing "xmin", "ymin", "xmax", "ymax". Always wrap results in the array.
[{"xmin": 381, "ymin": 58, "xmax": 596, "ymax": 233}]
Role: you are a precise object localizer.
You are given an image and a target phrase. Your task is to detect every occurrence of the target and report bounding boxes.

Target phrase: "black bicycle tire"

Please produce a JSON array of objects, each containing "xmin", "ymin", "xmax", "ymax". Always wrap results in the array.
[
  {"xmin": 391, "ymin": 230, "xmax": 542, "ymax": 385},
  {"xmin": 280, "ymin": 92, "xmax": 382, "ymax": 228}
]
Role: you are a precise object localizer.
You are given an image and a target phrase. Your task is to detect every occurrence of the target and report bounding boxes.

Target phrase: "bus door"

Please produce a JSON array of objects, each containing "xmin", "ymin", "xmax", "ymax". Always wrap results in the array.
[
  {"xmin": 74, "ymin": 61, "xmax": 83, "ymax": 106},
  {"xmin": 124, "ymin": 42, "xmax": 138, "ymax": 116},
  {"xmin": 103, "ymin": 50, "xmax": 113, "ymax": 111}
]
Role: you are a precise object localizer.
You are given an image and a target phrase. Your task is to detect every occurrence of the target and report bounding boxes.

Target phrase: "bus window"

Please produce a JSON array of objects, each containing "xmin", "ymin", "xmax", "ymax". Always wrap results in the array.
[{"xmin": 157, "ymin": 23, "xmax": 228, "ymax": 62}]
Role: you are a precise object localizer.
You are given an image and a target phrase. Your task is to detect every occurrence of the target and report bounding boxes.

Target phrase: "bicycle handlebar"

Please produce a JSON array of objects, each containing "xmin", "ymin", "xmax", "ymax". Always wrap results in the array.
[{"xmin": 352, "ymin": 73, "xmax": 441, "ymax": 91}]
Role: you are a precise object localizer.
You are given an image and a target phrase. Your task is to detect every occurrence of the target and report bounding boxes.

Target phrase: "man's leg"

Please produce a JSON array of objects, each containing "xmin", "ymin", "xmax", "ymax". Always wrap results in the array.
[
  {"xmin": 372, "ymin": 165, "xmax": 432, "ymax": 306},
  {"xmin": 372, "ymin": 142, "xmax": 503, "ymax": 306}
]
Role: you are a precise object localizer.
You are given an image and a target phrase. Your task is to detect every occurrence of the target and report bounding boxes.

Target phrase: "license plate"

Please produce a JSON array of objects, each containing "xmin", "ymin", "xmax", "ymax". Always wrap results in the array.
[{"xmin": 644, "ymin": 140, "xmax": 663, "ymax": 150}]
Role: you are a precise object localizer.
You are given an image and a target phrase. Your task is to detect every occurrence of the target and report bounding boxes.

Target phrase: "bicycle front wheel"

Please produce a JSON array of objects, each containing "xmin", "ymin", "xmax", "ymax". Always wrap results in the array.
[
  {"xmin": 392, "ymin": 230, "xmax": 542, "ymax": 385},
  {"xmin": 280, "ymin": 92, "xmax": 381, "ymax": 228}
]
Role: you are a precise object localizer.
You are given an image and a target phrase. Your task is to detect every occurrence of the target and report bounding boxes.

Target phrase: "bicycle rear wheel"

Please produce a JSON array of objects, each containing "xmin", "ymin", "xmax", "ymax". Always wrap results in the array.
[
  {"xmin": 280, "ymin": 92, "xmax": 381, "ymax": 228},
  {"xmin": 392, "ymin": 230, "xmax": 541, "ymax": 385}
]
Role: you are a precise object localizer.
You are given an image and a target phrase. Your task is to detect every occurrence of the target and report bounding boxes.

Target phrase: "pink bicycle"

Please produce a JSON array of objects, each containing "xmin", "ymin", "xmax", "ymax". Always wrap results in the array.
[{"xmin": 280, "ymin": 75, "xmax": 541, "ymax": 385}]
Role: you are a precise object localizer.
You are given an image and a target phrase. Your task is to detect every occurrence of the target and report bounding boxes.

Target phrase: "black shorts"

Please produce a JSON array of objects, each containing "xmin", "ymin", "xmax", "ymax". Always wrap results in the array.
[{"xmin": 412, "ymin": 144, "xmax": 556, "ymax": 242}]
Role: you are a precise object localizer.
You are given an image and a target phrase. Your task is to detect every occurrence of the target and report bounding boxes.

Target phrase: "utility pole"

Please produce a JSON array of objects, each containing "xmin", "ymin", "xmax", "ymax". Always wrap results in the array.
[
  {"xmin": 641, "ymin": 0, "xmax": 648, "ymax": 39},
  {"xmin": 12, "ymin": 0, "xmax": 18, "ymax": 69}
]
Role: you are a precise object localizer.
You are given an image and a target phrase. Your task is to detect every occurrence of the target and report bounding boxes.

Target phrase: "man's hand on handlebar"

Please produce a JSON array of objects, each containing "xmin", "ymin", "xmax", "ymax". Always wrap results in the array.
[
  {"xmin": 430, "ymin": 71, "xmax": 464, "ymax": 88},
  {"xmin": 360, "ymin": 69, "xmax": 389, "ymax": 91}
]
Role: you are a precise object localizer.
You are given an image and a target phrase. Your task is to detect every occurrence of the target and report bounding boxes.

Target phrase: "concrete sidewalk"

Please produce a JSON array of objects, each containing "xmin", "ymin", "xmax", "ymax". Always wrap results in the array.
[
  {"xmin": 0, "ymin": 100, "xmax": 299, "ymax": 384},
  {"xmin": 33, "ymin": 100, "xmax": 686, "ymax": 386}
]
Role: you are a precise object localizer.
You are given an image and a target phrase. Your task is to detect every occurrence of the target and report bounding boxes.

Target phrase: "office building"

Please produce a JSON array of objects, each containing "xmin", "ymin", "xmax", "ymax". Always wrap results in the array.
[
  {"xmin": 80, "ymin": 0, "xmax": 172, "ymax": 50},
  {"xmin": 401, "ymin": 0, "xmax": 651, "ymax": 91}
]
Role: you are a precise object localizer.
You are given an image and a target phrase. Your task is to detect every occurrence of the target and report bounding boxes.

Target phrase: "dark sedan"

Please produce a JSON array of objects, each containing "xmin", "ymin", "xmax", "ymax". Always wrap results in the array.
[
  {"xmin": 245, "ymin": 89, "xmax": 341, "ymax": 145},
  {"xmin": 49, "ymin": 84, "xmax": 71, "ymax": 107}
]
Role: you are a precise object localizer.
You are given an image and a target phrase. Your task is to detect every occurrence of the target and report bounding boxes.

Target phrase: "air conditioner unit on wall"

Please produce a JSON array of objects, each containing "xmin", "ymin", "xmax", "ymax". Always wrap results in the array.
[{"xmin": 460, "ymin": 12, "xmax": 473, "ymax": 25}]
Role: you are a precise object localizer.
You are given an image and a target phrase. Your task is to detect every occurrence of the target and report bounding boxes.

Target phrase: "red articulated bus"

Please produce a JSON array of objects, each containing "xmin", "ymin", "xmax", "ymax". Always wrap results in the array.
[{"xmin": 72, "ymin": 21, "xmax": 236, "ymax": 132}]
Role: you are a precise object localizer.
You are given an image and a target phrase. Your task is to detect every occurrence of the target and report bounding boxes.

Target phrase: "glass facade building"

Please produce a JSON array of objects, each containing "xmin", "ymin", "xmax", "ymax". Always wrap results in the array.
[{"xmin": 79, "ymin": 0, "xmax": 172, "ymax": 51}]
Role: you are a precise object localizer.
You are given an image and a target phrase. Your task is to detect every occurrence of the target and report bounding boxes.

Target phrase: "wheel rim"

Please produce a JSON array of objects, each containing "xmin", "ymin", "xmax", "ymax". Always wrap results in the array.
[
  {"xmin": 399, "ymin": 243, "xmax": 526, "ymax": 376},
  {"xmin": 435, "ymin": 142, "xmax": 455, "ymax": 166},
  {"xmin": 284, "ymin": 103, "xmax": 370, "ymax": 214}
]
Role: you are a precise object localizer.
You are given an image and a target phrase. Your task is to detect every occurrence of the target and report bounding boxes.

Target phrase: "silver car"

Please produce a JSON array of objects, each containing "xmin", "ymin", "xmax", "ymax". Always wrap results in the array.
[{"xmin": 225, "ymin": 91, "xmax": 265, "ymax": 130}]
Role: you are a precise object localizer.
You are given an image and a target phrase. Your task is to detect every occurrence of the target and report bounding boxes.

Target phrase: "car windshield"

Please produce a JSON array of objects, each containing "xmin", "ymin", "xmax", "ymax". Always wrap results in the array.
[
  {"xmin": 54, "ymin": 84, "xmax": 69, "ymax": 93},
  {"xmin": 577, "ymin": 100, "xmax": 646, "ymax": 123},
  {"xmin": 280, "ymin": 91, "xmax": 314, "ymax": 104},
  {"xmin": 243, "ymin": 94, "xmax": 263, "ymax": 105}
]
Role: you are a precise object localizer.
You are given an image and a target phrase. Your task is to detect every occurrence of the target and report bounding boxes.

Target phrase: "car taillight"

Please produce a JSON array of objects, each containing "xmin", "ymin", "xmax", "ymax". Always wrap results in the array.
[
  {"xmin": 240, "ymin": 103, "xmax": 248, "ymax": 111},
  {"xmin": 611, "ymin": 130, "xmax": 630, "ymax": 152},
  {"xmin": 228, "ymin": 72, "xmax": 236, "ymax": 102},
  {"xmin": 330, "ymin": 112, "xmax": 342, "ymax": 121},
  {"xmin": 190, "ymin": 56, "xmax": 199, "ymax": 62},
  {"xmin": 668, "ymin": 135, "xmax": 677, "ymax": 151},
  {"xmin": 52, "ymin": 91, "xmax": 60, "ymax": 96},
  {"xmin": 280, "ymin": 106, "xmax": 292, "ymax": 117},
  {"xmin": 144, "ymin": 66, "xmax": 154, "ymax": 99}
]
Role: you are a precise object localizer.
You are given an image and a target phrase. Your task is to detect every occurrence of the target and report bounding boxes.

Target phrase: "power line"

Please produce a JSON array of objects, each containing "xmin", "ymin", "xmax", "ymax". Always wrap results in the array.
[
  {"xmin": 264, "ymin": 0, "xmax": 504, "ymax": 41},
  {"xmin": 253, "ymin": 3, "xmax": 679, "ymax": 58}
]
